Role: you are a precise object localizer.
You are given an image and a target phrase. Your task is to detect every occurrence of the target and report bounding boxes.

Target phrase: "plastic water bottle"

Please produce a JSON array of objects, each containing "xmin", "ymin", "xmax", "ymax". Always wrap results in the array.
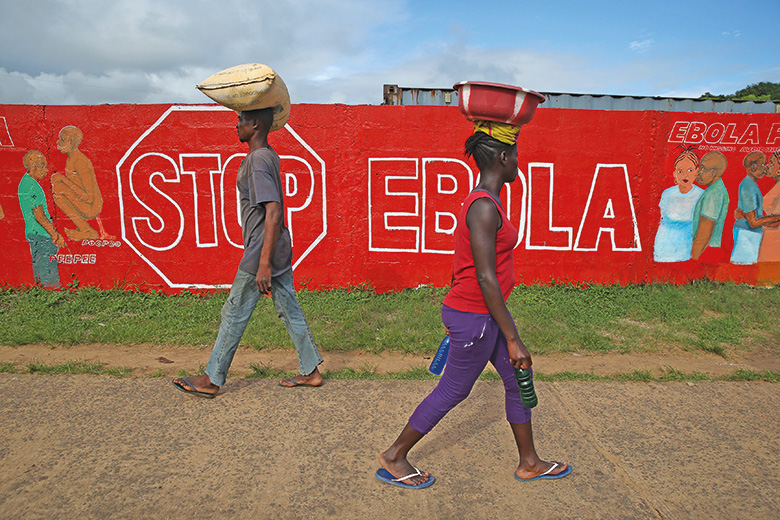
[
  {"xmin": 428, "ymin": 335, "xmax": 450, "ymax": 375},
  {"xmin": 514, "ymin": 368, "xmax": 538, "ymax": 408}
]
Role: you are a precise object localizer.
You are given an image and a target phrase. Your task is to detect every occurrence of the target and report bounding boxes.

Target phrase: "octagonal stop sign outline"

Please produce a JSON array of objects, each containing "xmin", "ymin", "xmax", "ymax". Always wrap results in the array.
[{"xmin": 116, "ymin": 106, "xmax": 327, "ymax": 289}]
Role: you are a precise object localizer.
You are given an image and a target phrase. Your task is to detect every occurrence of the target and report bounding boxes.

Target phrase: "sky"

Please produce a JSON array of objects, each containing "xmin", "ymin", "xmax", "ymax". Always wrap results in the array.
[{"xmin": 0, "ymin": 0, "xmax": 778, "ymax": 106}]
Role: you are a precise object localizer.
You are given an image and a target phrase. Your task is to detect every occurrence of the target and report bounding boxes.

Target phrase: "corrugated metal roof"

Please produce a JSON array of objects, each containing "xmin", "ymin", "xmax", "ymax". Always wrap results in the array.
[
  {"xmin": 382, "ymin": 84, "xmax": 780, "ymax": 114},
  {"xmin": 542, "ymin": 92, "xmax": 778, "ymax": 113},
  {"xmin": 383, "ymin": 85, "xmax": 456, "ymax": 106}
]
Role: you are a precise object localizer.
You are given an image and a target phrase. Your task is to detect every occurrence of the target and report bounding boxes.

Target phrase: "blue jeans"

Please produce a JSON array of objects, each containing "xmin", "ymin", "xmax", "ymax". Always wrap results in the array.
[
  {"xmin": 27, "ymin": 235, "xmax": 60, "ymax": 288},
  {"xmin": 205, "ymin": 268, "xmax": 322, "ymax": 386}
]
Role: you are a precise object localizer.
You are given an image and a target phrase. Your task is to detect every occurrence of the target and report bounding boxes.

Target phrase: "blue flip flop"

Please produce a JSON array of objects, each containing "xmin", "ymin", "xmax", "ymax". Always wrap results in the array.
[
  {"xmin": 515, "ymin": 462, "xmax": 573, "ymax": 481},
  {"xmin": 172, "ymin": 377, "xmax": 217, "ymax": 399},
  {"xmin": 375, "ymin": 467, "xmax": 435, "ymax": 489}
]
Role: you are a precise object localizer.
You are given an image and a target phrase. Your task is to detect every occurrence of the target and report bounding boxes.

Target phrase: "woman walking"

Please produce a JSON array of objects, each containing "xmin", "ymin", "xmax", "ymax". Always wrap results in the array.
[{"xmin": 376, "ymin": 121, "xmax": 572, "ymax": 488}]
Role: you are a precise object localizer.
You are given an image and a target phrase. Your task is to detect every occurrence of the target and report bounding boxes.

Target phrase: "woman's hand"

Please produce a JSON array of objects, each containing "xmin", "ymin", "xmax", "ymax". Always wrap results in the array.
[{"xmin": 507, "ymin": 338, "xmax": 532, "ymax": 370}]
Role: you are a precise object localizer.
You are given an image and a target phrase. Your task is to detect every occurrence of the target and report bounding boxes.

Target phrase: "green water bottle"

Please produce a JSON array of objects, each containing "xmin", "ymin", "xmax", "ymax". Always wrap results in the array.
[{"xmin": 514, "ymin": 368, "xmax": 538, "ymax": 409}]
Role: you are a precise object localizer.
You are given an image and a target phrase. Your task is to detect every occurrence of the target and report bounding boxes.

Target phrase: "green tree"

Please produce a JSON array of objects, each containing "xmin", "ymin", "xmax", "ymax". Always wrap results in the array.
[{"xmin": 700, "ymin": 81, "xmax": 780, "ymax": 102}]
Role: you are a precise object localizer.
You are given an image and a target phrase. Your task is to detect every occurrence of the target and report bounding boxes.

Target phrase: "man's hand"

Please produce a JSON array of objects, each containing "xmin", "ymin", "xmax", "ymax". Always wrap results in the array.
[
  {"xmin": 32, "ymin": 206, "xmax": 65, "ymax": 248},
  {"xmin": 256, "ymin": 265, "xmax": 272, "ymax": 294},
  {"xmin": 52, "ymin": 231, "xmax": 66, "ymax": 248}
]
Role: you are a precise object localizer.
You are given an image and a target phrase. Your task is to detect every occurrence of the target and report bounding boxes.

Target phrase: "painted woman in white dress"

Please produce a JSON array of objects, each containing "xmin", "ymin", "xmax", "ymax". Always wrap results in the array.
[{"xmin": 654, "ymin": 147, "xmax": 704, "ymax": 262}]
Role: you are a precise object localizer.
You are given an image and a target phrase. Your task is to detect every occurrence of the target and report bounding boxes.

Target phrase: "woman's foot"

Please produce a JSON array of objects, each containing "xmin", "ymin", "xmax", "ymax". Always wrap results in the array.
[
  {"xmin": 515, "ymin": 460, "xmax": 571, "ymax": 481},
  {"xmin": 379, "ymin": 451, "xmax": 431, "ymax": 486}
]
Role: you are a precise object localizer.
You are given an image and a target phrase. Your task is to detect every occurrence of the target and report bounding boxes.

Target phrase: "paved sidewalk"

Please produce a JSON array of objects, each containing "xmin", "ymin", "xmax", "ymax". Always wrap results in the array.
[{"xmin": 0, "ymin": 374, "xmax": 778, "ymax": 519}]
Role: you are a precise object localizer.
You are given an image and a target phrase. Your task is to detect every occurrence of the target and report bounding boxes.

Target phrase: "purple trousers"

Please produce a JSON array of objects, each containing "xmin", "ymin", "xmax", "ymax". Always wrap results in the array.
[{"xmin": 408, "ymin": 305, "xmax": 532, "ymax": 435}]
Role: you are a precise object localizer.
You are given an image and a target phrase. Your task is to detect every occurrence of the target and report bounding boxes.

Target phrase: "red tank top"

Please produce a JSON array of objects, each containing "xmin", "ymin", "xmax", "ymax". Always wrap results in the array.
[{"xmin": 443, "ymin": 190, "xmax": 518, "ymax": 313}]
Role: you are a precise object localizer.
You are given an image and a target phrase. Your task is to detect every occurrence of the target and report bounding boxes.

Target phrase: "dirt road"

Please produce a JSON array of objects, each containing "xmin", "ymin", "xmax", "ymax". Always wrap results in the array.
[
  {"xmin": 1, "ymin": 363, "xmax": 778, "ymax": 518},
  {"xmin": 2, "ymin": 342, "xmax": 779, "ymax": 378}
]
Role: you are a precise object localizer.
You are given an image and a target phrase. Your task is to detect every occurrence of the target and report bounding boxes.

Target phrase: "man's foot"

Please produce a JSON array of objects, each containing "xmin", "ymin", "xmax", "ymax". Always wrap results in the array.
[
  {"xmin": 378, "ymin": 452, "xmax": 431, "ymax": 487},
  {"xmin": 515, "ymin": 460, "xmax": 572, "ymax": 481},
  {"xmin": 64, "ymin": 227, "xmax": 98, "ymax": 241},
  {"xmin": 172, "ymin": 374, "xmax": 219, "ymax": 398},
  {"xmin": 96, "ymin": 217, "xmax": 115, "ymax": 240},
  {"xmin": 279, "ymin": 368, "xmax": 323, "ymax": 387}
]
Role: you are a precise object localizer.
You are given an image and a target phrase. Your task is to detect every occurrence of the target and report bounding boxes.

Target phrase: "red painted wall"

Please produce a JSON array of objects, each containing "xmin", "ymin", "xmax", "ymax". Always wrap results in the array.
[{"xmin": 1, "ymin": 103, "xmax": 779, "ymax": 292}]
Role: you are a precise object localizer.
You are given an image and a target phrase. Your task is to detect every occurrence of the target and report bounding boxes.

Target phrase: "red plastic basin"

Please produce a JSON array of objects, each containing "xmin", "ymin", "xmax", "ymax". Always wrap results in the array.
[{"xmin": 453, "ymin": 81, "xmax": 545, "ymax": 126}]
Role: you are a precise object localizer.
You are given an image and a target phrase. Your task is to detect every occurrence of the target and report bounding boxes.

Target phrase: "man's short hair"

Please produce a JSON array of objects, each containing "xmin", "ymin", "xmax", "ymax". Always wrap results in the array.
[{"xmin": 242, "ymin": 107, "xmax": 274, "ymax": 130}]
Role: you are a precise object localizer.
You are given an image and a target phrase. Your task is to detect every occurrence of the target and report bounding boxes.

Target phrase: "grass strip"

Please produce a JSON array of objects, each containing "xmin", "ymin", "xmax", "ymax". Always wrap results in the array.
[
  {"xmin": 0, "ymin": 360, "xmax": 134, "ymax": 377},
  {"xmin": 535, "ymin": 367, "xmax": 780, "ymax": 382},
  {"xmin": 3, "ymin": 280, "xmax": 780, "ymax": 359}
]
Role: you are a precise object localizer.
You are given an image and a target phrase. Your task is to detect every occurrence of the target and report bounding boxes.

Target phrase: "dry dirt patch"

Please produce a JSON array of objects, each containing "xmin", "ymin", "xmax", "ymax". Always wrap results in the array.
[{"xmin": 1, "ymin": 343, "xmax": 778, "ymax": 378}]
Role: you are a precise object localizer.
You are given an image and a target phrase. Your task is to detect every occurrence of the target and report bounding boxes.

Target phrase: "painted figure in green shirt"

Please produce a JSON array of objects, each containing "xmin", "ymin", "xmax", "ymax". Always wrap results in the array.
[
  {"xmin": 691, "ymin": 151, "xmax": 730, "ymax": 261},
  {"xmin": 18, "ymin": 150, "xmax": 64, "ymax": 287}
]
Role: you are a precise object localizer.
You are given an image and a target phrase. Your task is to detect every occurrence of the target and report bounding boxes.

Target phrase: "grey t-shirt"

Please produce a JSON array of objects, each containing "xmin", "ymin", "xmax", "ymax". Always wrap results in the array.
[{"xmin": 237, "ymin": 147, "xmax": 293, "ymax": 277}]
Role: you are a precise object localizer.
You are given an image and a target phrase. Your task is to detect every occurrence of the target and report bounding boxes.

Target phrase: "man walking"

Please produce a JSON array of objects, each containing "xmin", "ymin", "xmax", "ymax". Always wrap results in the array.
[{"xmin": 173, "ymin": 108, "xmax": 323, "ymax": 397}]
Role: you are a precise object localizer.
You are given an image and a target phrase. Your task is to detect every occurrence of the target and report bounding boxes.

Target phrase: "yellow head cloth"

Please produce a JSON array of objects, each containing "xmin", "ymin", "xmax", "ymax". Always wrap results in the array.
[{"xmin": 473, "ymin": 121, "xmax": 521, "ymax": 145}]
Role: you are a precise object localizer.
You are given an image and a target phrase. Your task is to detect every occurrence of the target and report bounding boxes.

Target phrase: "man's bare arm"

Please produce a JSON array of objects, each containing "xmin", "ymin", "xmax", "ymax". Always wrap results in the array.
[
  {"xmin": 32, "ymin": 206, "xmax": 65, "ymax": 247},
  {"xmin": 53, "ymin": 157, "xmax": 97, "ymax": 202},
  {"xmin": 691, "ymin": 217, "xmax": 715, "ymax": 260},
  {"xmin": 256, "ymin": 201, "xmax": 282, "ymax": 294},
  {"xmin": 744, "ymin": 210, "xmax": 780, "ymax": 229}
]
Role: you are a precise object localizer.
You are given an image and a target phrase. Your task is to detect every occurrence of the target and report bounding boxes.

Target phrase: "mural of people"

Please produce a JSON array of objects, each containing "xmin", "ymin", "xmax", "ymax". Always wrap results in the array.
[
  {"xmin": 691, "ymin": 152, "xmax": 729, "ymax": 263},
  {"xmin": 757, "ymin": 152, "xmax": 780, "ymax": 262},
  {"xmin": 730, "ymin": 151, "xmax": 780, "ymax": 265},
  {"xmin": 18, "ymin": 150, "xmax": 65, "ymax": 288},
  {"xmin": 654, "ymin": 147, "xmax": 703, "ymax": 262},
  {"xmin": 691, "ymin": 151, "xmax": 730, "ymax": 261},
  {"xmin": 51, "ymin": 125, "xmax": 114, "ymax": 241}
]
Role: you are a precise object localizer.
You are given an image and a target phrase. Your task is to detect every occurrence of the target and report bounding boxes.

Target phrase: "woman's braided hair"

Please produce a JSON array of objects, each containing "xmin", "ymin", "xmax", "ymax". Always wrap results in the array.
[
  {"xmin": 464, "ymin": 132, "xmax": 514, "ymax": 169},
  {"xmin": 674, "ymin": 144, "xmax": 699, "ymax": 168}
]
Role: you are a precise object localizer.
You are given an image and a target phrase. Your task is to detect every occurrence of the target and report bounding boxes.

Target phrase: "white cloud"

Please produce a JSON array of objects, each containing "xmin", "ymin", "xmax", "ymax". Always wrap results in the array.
[
  {"xmin": 0, "ymin": 0, "xmax": 407, "ymax": 104},
  {"xmin": 0, "ymin": 67, "xmax": 204, "ymax": 104},
  {"xmin": 629, "ymin": 39, "xmax": 655, "ymax": 53},
  {"xmin": 287, "ymin": 41, "xmax": 616, "ymax": 104}
]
